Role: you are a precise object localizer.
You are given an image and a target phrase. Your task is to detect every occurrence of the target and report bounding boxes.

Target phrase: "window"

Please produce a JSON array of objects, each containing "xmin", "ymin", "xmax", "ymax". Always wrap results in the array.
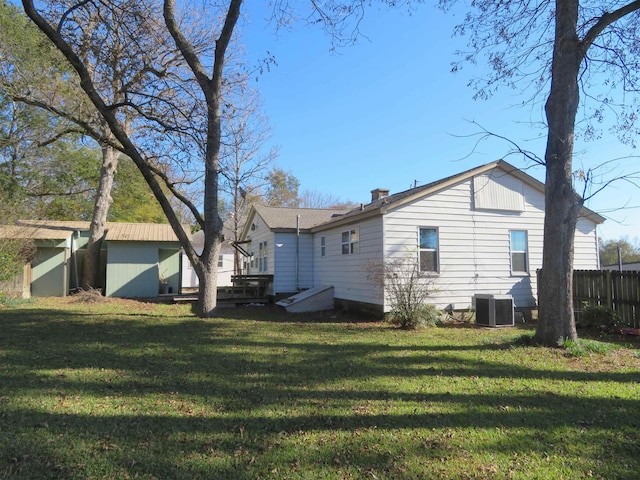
[
  {"xmin": 341, "ymin": 229, "xmax": 359, "ymax": 255},
  {"xmin": 218, "ymin": 255, "xmax": 223, "ymax": 268},
  {"xmin": 263, "ymin": 241, "xmax": 268, "ymax": 272},
  {"xmin": 258, "ymin": 241, "xmax": 268, "ymax": 272},
  {"xmin": 320, "ymin": 236, "xmax": 326, "ymax": 257},
  {"xmin": 510, "ymin": 230, "xmax": 528, "ymax": 274},
  {"xmin": 419, "ymin": 227, "xmax": 439, "ymax": 272}
]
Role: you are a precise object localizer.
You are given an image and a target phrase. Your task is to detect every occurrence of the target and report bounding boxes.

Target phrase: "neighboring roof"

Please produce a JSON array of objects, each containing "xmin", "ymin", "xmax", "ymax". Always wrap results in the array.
[
  {"xmin": 311, "ymin": 160, "xmax": 605, "ymax": 231},
  {"xmin": 0, "ymin": 220, "xmax": 190, "ymax": 243},
  {"xmin": 243, "ymin": 205, "xmax": 350, "ymax": 237},
  {"xmin": 0, "ymin": 223, "xmax": 79, "ymax": 241},
  {"xmin": 601, "ymin": 262, "xmax": 640, "ymax": 271}
]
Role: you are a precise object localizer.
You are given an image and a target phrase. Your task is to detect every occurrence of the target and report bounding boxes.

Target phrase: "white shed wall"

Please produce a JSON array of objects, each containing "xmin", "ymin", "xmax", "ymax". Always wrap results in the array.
[
  {"xmin": 182, "ymin": 252, "xmax": 234, "ymax": 288},
  {"xmin": 181, "ymin": 231, "xmax": 234, "ymax": 288}
]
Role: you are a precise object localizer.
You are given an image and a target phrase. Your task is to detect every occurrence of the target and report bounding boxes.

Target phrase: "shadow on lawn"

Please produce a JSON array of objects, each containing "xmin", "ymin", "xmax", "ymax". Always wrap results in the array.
[{"xmin": 1, "ymin": 305, "xmax": 639, "ymax": 479}]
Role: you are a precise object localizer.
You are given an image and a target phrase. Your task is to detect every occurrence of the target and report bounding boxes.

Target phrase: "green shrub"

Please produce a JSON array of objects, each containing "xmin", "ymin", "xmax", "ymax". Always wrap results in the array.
[
  {"xmin": 387, "ymin": 303, "xmax": 447, "ymax": 329},
  {"xmin": 579, "ymin": 305, "xmax": 626, "ymax": 331},
  {"xmin": 367, "ymin": 253, "xmax": 442, "ymax": 330}
]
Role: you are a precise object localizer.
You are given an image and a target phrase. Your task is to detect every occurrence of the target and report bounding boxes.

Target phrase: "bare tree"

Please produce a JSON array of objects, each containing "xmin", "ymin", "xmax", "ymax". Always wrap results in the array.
[
  {"xmin": 22, "ymin": 0, "xmax": 241, "ymax": 316},
  {"xmin": 3, "ymin": 1, "xmax": 192, "ymax": 291},
  {"xmin": 440, "ymin": 0, "xmax": 640, "ymax": 346},
  {"xmin": 219, "ymin": 89, "xmax": 278, "ymax": 274},
  {"xmin": 298, "ymin": 189, "xmax": 357, "ymax": 209},
  {"xmin": 264, "ymin": 167, "xmax": 300, "ymax": 207}
]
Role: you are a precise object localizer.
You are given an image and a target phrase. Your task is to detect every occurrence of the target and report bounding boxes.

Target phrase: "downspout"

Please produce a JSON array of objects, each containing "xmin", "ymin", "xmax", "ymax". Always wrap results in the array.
[
  {"xmin": 72, "ymin": 230, "xmax": 80, "ymax": 291},
  {"xmin": 296, "ymin": 215, "xmax": 300, "ymax": 291}
]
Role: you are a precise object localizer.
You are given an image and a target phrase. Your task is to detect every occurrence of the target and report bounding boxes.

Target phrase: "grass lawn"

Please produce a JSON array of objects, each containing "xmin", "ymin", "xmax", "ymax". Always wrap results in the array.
[{"xmin": 1, "ymin": 297, "xmax": 639, "ymax": 479}]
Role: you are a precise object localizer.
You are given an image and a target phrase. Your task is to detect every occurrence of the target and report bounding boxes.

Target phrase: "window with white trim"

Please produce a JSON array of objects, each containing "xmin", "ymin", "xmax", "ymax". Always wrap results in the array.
[
  {"xmin": 257, "ymin": 241, "xmax": 267, "ymax": 272},
  {"xmin": 218, "ymin": 255, "xmax": 223, "ymax": 268},
  {"xmin": 419, "ymin": 227, "xmax": 439, "ymax": 272},
  {"xmin": 341, "ymin": 229, "xmax": 359, "ymax": 255},
  {"xmin": 320, "ymin": 236, "xmax": 326, "ymax": 257},
  {"xmin": 510, "ymin": 230, "xmax": 528, "ymax": 274},
  {"xmin": 263, "ymin": 241, "xmax": 268, "ymax": 272}
]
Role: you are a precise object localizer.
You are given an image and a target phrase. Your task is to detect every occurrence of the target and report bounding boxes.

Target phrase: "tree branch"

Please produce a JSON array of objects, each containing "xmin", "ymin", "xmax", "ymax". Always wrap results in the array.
[
  {"xmin": 21, "ymin": 0, "xmax": 199, "ymax": 259},
  {"xmin": 12, "ymin": 95, "xmax": 105, "ymax": 144},
  {"xmin": 581, "ymin": 1, "xmax": 640, "ymax": 53},
  {"xmin": 162, "ymin": 0, "xmax": 210, "ymax": 92}
]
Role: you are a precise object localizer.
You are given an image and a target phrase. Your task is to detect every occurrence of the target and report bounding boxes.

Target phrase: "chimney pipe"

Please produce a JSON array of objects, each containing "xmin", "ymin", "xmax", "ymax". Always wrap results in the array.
[{"xmin": 371, "ymin": 188, "xmax": 390, "ymax": 202}]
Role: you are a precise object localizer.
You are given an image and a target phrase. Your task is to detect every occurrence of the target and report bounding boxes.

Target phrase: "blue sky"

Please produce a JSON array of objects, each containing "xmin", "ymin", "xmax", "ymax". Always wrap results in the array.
[{"xmin": 238, "ymin": 1, "xmax": 639, "ymax": 242}]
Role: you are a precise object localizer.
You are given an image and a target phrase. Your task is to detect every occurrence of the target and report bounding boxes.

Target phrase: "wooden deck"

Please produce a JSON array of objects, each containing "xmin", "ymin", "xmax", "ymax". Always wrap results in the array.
[
  {"xmin": 171, "ymin": 294, "xmax": 270, "ymax": 308},
  {"xmin": 170, "ymin": 275, "xmax": 274, "ymax": 307},
  {"xmin": 230, "ymin": 274, "xmax": 273, "ymax": 297}
]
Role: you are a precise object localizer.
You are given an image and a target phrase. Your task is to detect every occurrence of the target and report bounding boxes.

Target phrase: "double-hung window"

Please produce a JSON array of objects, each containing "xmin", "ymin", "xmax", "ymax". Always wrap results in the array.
[
  {"xmin": 341, "ymin": 229, "xmax": 359, "ymax": 255},
  {"xmin": 320, "ymin": 236, "xmax": 326, "ymax": 257},
  {"xmin": 510, "ymin": 230, "xmax": 528, "ymax": 274},
  {"xmin": 419, "ymin": 227, "xmax": 439, "ymax": 272},
  {"xmin": 258, "ymin": 241, "xmax": 268, "ymax": 272}
]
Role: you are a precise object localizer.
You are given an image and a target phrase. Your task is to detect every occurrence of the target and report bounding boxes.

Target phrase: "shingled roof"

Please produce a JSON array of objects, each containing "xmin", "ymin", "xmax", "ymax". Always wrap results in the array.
[
  {"xmin": 248, "ymin": 205, "xmax": 350, "ymax": 232},
  {"xmin": 310, "ymin": 160, "xmax": 605, "ymax": 231}
]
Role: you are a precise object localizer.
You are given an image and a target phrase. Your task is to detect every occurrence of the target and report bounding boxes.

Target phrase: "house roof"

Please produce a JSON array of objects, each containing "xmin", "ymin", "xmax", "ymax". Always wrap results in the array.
[
  {"xmin": 310, "ymin": 160, "xmax": 605, "ymax": 231},
  {"xmin": 243, "ymin": 205, "xmax": 350, "ymax": 237},
  {"xmin": 0, "ymin": 220, "xmax": 190, "ymax": 243}
]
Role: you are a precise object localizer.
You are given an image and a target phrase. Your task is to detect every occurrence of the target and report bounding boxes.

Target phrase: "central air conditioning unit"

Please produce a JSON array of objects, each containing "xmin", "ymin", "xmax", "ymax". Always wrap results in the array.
[{"xmin": 474, "ymin": 294, "xmax": 514, "ymax": 327}]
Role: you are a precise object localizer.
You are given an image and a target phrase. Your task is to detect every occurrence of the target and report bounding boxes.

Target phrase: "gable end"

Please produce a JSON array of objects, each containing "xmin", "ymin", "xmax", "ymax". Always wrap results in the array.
[{"xmin": 473, "ymin": 172, "xmax": 525, "ymax": 212}]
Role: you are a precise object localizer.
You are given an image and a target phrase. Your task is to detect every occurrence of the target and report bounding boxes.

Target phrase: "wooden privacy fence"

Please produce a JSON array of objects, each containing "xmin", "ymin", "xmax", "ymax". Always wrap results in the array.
[{"xmin": 572, "ymin": 270, "xmax": 640, "ymax": 329}]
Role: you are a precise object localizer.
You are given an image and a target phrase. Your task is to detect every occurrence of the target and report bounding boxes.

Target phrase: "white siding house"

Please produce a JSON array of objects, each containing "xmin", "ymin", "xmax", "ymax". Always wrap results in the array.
[{"xmin": 239, "ymin": 161, "xmax": 604, "ymax": 313}]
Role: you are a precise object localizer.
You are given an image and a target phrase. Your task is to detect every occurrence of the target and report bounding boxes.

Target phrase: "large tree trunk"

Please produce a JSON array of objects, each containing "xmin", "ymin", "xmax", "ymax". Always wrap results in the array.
[
  {"xmin": 195, "ymin": 240, "xmax": 221, "ymax": 317},
  {"xmin": 82, "ymin": 143, "xmax": 118, "ymax": 291},
  {"xmin": 534, "ymin": 0, "xmax": 584, "ymax": 346}
]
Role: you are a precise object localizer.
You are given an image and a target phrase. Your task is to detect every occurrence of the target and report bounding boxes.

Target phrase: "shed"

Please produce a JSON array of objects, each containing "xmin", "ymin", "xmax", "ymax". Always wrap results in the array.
[
  {"xmin": 0, "ymin": 221, "xmax": 188, "ymax": 298},
  {"xmin": 0, "ymin": 222, "xmax": 89, "ymax": 297},
  {"xmin": 103, "ymin": 223, "xmax": 185, "ymax": 297}
]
